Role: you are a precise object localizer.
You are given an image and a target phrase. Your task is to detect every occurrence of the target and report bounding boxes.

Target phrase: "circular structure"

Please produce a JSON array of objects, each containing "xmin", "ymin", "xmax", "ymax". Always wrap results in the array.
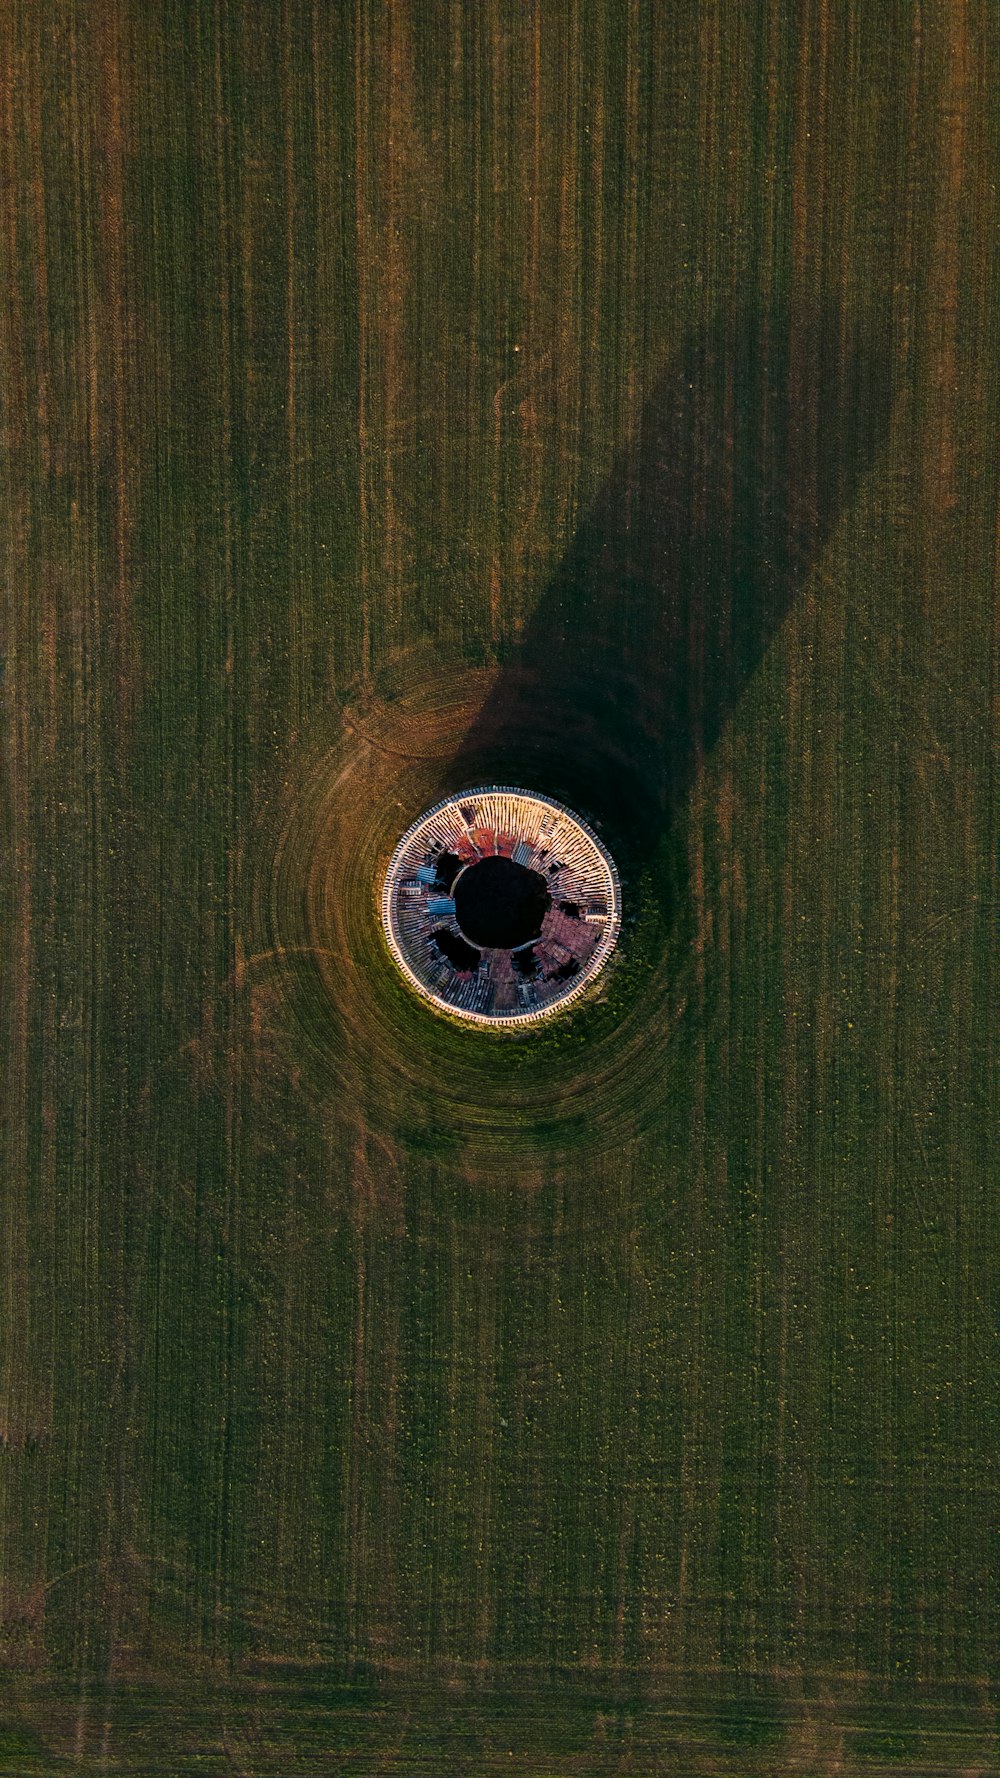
[{"xmin": 380, "ymin": 787, "xmax": 622, "ymax": 1025}]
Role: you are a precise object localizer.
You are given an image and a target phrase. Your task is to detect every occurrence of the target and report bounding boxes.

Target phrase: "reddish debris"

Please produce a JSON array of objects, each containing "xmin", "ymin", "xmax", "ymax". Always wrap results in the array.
[
  {"xmin": 489, "ymin": 947, "xmax": 517, "ymax": 1009},
  {"xmin": 541, "ymin": 906, "xmax": 598, "ymax": 957}
]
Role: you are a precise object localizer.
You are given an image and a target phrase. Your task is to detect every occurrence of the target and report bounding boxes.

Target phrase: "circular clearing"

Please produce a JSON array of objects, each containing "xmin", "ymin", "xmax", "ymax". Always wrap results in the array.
[
  {"xmin": 380, "ymin": 786, "xmax": 622, "ymax": 1026},
  {"xmin": 248, "ymin": 648, "xmax": 695, "ymax": 1196}
]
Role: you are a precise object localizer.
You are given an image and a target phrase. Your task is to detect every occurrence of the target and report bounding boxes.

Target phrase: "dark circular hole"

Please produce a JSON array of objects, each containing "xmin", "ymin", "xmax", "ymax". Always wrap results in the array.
[
  {"xmin": 453, "ymin": 855, "xmax": 550, "ymax": 950},
  {"xmin": 430, "ymin": 927, "xmax": 481, "ymax": 972}
]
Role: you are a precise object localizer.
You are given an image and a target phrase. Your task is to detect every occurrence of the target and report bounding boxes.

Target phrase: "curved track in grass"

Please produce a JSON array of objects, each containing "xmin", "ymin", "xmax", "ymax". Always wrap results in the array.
[{"xmin": 247, "ymin": 646, "xmax": 699, "ymax": 1189}]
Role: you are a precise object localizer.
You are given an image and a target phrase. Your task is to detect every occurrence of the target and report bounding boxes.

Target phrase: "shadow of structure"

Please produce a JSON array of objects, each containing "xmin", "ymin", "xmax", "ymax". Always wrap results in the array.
[{"xmin": 442, "ymin": 297, "xmax": 894, "ymax": 899}]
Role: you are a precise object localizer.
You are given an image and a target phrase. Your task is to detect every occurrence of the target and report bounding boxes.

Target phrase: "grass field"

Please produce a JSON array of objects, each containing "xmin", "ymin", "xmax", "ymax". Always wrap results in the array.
[{"xmin": 1, "ymin": 1, "xmax": 997, "ymax": 1772}]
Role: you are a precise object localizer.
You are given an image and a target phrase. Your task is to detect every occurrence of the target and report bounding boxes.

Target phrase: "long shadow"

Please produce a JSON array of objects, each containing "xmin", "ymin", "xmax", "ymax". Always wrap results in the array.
[{"xmin": 441, "ymin": 297, "xmax": 893, "ymax": 892}]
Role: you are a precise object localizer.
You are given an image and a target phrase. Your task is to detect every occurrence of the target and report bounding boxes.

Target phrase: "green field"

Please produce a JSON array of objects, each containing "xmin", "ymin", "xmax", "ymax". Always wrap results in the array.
[{"xmin": 1, "ymin": 1, "xmax": 997, "ymax": 1771}]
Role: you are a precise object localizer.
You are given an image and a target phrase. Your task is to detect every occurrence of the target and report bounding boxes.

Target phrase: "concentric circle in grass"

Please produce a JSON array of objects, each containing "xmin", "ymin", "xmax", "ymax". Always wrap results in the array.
[{"xmin": 247, "ymin": 648, "xmax": 696, "ymax": 1187}]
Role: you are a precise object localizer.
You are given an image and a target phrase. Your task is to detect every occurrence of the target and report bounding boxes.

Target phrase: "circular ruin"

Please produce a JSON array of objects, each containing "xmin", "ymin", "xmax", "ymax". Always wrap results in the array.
[{"xmin": 380, "ymin": 787, "xmax": 622, "ymax": 1025}]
